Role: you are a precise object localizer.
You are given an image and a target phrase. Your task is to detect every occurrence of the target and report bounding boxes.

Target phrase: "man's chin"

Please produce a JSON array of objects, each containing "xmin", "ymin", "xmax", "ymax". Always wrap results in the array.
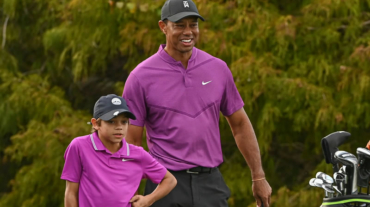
[{"xmin": 180, "ymin": 47, "xmax": 193, "ymax": 53}]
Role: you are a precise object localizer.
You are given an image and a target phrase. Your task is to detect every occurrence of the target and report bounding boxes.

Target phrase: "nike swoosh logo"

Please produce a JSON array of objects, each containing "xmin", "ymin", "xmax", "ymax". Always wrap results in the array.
[
  {"xmin": 122, "ymin": 158, "xmax": 134, "ymax": 162},
  {"xmin": 202, "ymin": 81, "xmax": 212, "ymax": 85}
]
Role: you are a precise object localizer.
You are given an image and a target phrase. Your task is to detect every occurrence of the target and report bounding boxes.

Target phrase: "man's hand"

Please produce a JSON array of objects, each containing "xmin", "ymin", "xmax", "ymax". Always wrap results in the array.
[
  {"xmin": 130, "ymin": 195, "xmax": 152, "ymax": 207},
  {"xmin": 252, "ymin": 179, "xmax": 272, "ymax": 207},
  {"xmin": 366, "ymin": 140, "xmax": 370, "ymax": 150}
]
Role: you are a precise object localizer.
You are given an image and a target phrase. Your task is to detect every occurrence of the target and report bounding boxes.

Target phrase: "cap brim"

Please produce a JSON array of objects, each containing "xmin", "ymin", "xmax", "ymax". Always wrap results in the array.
[
  {"xmin": 167, "ymin": 12, "xmax": 204, "ymax": 22},
  {"xmin": 99, "ymin": 109, "xmax": 136, "ymax": 121}
]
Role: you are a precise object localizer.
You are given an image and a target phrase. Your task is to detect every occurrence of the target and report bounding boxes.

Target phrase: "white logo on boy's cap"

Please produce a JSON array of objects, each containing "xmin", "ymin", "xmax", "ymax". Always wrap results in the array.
[
  {"xmin": 113, "ymin": 111, "xmax": 119, "ymax": 116},
  {"xmin": 183, "ymin": 1, "xmax": 189, "ymax": 8},
  {"xmin": 111, "ymin": 98, "xmax": 122, "ymax": 105}
]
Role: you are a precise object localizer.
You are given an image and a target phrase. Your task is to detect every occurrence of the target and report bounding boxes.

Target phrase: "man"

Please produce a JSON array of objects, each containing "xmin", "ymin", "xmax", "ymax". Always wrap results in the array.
[{"xmin": 122, "ymin": 0, "xmax": 272, "ymax": 206}]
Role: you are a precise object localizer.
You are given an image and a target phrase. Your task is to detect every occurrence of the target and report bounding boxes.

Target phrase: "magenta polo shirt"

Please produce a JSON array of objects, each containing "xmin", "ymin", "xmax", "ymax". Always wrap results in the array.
[
  {"xmin": 123, "ymin": 45, "xmax": 244, "ymax": 171},
  {"xmin": 61, "ymin": 132, "xmax": 167, "ymax": 207}
]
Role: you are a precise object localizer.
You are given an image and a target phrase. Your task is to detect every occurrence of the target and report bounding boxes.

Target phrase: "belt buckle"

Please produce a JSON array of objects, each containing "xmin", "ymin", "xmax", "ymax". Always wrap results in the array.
[{"xmin": 186, "ymin": 169, "xmax": 199, "ymax": 174}]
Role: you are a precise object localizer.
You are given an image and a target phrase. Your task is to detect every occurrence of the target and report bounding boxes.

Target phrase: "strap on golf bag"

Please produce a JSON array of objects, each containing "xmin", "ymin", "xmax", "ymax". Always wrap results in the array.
[{"xmin": 321, "ymin": 194, "xmax": 370, "ymax": 207}]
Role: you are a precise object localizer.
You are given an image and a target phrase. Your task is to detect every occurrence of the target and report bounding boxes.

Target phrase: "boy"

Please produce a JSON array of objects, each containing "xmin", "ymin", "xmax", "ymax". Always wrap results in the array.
[{"xmin": 61, "ymin": 94, "xmax": 177, "ymax": 207}]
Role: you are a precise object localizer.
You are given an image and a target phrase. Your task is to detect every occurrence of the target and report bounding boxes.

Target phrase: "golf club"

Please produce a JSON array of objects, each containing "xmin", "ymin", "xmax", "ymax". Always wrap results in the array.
[{"xmin": 334, "ymin": 151, "xmax": 358, "ymax": 195}]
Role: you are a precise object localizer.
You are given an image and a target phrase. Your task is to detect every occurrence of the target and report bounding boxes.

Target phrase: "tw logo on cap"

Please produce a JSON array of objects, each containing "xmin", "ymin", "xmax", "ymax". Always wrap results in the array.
[
  {"xmin": 111, "ymin": 98, "xmax": 122, "ymax": 105},
  {"xmin": 183, "ymin": 1, "xmax": 189, "ymax": 8}
]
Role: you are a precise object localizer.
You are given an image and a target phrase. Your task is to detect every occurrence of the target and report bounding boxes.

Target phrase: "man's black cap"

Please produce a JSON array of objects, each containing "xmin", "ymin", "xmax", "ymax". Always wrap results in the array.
[
  {"xmin": 161, "ymin": 0, "xmax": 204, "ymax": 22},
  {"xmin": 93, "ymin": 94, "xmax": 136, "ymax": 121}
]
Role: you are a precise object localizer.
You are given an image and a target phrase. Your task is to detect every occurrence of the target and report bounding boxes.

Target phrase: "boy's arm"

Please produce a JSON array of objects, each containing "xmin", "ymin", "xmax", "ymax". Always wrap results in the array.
[
  {"xmin": 130, "ymin": 171, "xmax": 177, "ymax": 207},
  {"xmin": 65, "ymin": 181, "xmax": 79, "ymax": 207},
  {"xmin": 126, "ymin": 125, "xmax": 144, "ymax": 146}
]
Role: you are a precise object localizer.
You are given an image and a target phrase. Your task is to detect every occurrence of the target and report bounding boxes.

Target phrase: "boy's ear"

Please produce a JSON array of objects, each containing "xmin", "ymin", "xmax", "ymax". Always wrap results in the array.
[{"xmin": 91, "ymin": 118, "xmax": 99, "ymax": 130}]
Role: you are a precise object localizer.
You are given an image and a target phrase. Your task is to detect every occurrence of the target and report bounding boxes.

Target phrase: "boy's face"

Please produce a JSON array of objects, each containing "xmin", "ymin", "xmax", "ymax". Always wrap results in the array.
[{"xmin": 92, "ymin": 114, "xmax": 129, "ymax": 145}]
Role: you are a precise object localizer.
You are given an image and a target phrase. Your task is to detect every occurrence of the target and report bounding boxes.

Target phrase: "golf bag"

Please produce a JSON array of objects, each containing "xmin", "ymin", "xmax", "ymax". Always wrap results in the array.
[{"xmin": 310, "ymin": 131, "xmax": 370, "ymax": 206}]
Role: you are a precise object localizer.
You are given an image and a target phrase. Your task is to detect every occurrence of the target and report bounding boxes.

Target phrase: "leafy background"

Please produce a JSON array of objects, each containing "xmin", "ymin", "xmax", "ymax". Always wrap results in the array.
[{"xmin": 1, "ymin": 0, "xmax": 370, "ymax": 206}]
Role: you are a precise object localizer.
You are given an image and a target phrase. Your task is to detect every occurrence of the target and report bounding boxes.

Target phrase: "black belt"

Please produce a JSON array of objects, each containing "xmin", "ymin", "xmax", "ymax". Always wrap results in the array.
[{"xmin": 180, "ymin": 166, "xmax": 217, "ymax": 174}]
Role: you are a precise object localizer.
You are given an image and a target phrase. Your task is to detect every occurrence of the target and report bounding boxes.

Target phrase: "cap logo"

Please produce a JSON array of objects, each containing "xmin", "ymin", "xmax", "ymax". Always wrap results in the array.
[
  {"xmin": 111, "ymin": 98, "xmax": 122, "ymax": 105},
  {"xmin": 183, "ymin": 1, "xmax": 189, "ymax": 8},
  {"xmin": 113, "ymin": 111, "xmax": 119, "ymax": 116}
]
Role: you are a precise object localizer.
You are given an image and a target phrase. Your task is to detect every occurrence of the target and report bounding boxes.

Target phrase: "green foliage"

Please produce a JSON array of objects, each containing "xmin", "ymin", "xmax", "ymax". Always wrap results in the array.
[
  {"xmin": 1, "ymin": 0, "xmax": 370, "ymax": 206},
  {"xmin": 1, "ymin": 114, "xmax": 90, "ymax": 207},
  {"xmin": 0, "ymin": 67, "xmax": 90, "ymax": 206}
]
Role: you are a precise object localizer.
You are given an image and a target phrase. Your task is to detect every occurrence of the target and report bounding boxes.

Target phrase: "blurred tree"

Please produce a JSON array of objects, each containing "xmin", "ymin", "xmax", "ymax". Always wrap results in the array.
[{"xmin": 1, "ymin": 0, "xmax": 370, "ymax": 206}]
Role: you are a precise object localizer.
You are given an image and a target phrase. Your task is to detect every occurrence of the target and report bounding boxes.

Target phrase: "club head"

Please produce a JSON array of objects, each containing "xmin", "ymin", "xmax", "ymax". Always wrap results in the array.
[
  {"xmin": 335, "ymin": 151, "xmax": 357, "ymax": 166},
  {"xmin": 314, "ymin": 178, "xmax": 324, "ymax": 188},
  {"xmin": 309, "ymin": 178, "xmax": 316, "ymax": 187},
  {"xmin": 334, "ymin": 151, "xmax": 358, "ymax": 194},
  {"xmin": 316, "ymin": 172, "xmax": 334, "ymax": 184},
  {"xmin": 335, "ymin": 172, "xmax": 345, "ymax": 181},
  {"xmin": 333, "ymin": 172, "xmax": 345, "ymax": 195},
  {"xmin": 357, "ymin": 148, "xmax": 370, "ymax": 158},
  {"xmin": 315, "ymin": 172, "xmax": 322, "ymax": 178},
  {"xmin": 333, "ymin": 172, "xmax": 338, "ymax": 180},
  {"xmin": 356, "ymin": 147, "xmax": 370, "ymax": 187},
  {"xmin": 321, "ymin": 131, "xmax": 351, "ymax": 169},
  {"xmin": 356, "ymin": 148, "xmax": 370, "ymax": 171}
]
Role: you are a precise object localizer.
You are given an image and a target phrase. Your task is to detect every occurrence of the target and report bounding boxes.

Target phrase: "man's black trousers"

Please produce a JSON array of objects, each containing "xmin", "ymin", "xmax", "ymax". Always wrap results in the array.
[{"xmin": 144, "ymin": 167, "xmax": 230, "ymax": 207}]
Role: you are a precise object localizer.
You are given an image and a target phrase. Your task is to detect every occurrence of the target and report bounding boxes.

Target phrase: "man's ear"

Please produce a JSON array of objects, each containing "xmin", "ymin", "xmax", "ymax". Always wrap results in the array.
[
  {"xmin": 91, "ymin": 118, "xmax": 99, "ymax": 130},
  {"xmin": 158, "ymin": 20, "xmax": 167, "ymax": 35}
]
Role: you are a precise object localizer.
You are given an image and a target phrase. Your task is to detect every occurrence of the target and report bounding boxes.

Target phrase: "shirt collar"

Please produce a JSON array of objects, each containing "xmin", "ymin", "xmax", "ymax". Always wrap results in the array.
[
  {"xmin": 157, "ymin": 44, "xmax": 198, "ymax": 65},
  {"xmin": 90, "ymin": 132, "xmax": 130, "ymax": 157}
]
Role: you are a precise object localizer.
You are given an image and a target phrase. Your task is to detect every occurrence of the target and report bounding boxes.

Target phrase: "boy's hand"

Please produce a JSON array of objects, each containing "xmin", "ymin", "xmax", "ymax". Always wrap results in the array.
[
  {"xmin": 367, "ymin": 140, "xmax": 370, "ymax": 150},
  {"xmin": 130, "ymin": 195, "xmax": 152, "ymax": 207}
]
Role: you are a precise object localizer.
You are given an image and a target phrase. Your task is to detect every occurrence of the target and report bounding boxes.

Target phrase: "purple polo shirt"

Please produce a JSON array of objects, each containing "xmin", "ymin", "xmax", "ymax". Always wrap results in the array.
[
  {"xmin": 61, "ymin": 132, "xmax": 167, "ymax": 207},
  {"xmin": 123, "ymin": 45, "xmax": 244, "ymax": 171}
]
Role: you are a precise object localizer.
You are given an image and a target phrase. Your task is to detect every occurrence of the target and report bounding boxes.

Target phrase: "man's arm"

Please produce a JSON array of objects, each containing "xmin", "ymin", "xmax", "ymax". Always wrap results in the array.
[
  {"xmin": 126, "ymin": 124, "xmax": 145, "ymax": 198},
  {"xmin": 64, "ymin": 181, "xmax": 79, "ymax": 207},
  {"xmin": 126, "ymin": 125, "xmax": 144, "ymax": 146},
  {"xmin": 130, "ymin": 171, "xmax": 177, "ymax": 207},
  {"xmin": 225, "ymin": 108, "xmax": 272, "ymax": 207}
]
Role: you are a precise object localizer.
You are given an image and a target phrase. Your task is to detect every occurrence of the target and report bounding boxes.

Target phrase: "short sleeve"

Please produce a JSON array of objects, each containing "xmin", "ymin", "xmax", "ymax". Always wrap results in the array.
[
  {"xmin": 61, "ymin": 139, "xmax": 82, "ymax": 183},
  {"xmin": 122, "ymin": 73, "xmax": 146, "ymax": 127},
  {"xmin": 220, "ymin": 65, "xmax": 244, "ymax": 116},
  {"xmin": 140, "ymin": 150, "xmax": 167, "ymax": 184}
]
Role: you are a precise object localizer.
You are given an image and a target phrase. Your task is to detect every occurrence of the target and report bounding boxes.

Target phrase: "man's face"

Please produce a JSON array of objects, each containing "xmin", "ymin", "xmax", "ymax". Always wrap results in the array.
[
  {"xmin": 162, "ymin": 16, "xmax": 199, "ymax": 54},
  {"xmin": 94, "ymin": 114, "xmax": 129, "ymax": 145}
]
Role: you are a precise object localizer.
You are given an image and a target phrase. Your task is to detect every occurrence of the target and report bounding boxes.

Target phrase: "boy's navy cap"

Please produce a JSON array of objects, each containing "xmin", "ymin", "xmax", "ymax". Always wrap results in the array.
[
  {"xmin": 161, "ymin": 0, "xmax": 204, "ymax": 22},
  {"xmin": 93, "ymin": 94, "xmax": 136, "ymax": 121}
]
